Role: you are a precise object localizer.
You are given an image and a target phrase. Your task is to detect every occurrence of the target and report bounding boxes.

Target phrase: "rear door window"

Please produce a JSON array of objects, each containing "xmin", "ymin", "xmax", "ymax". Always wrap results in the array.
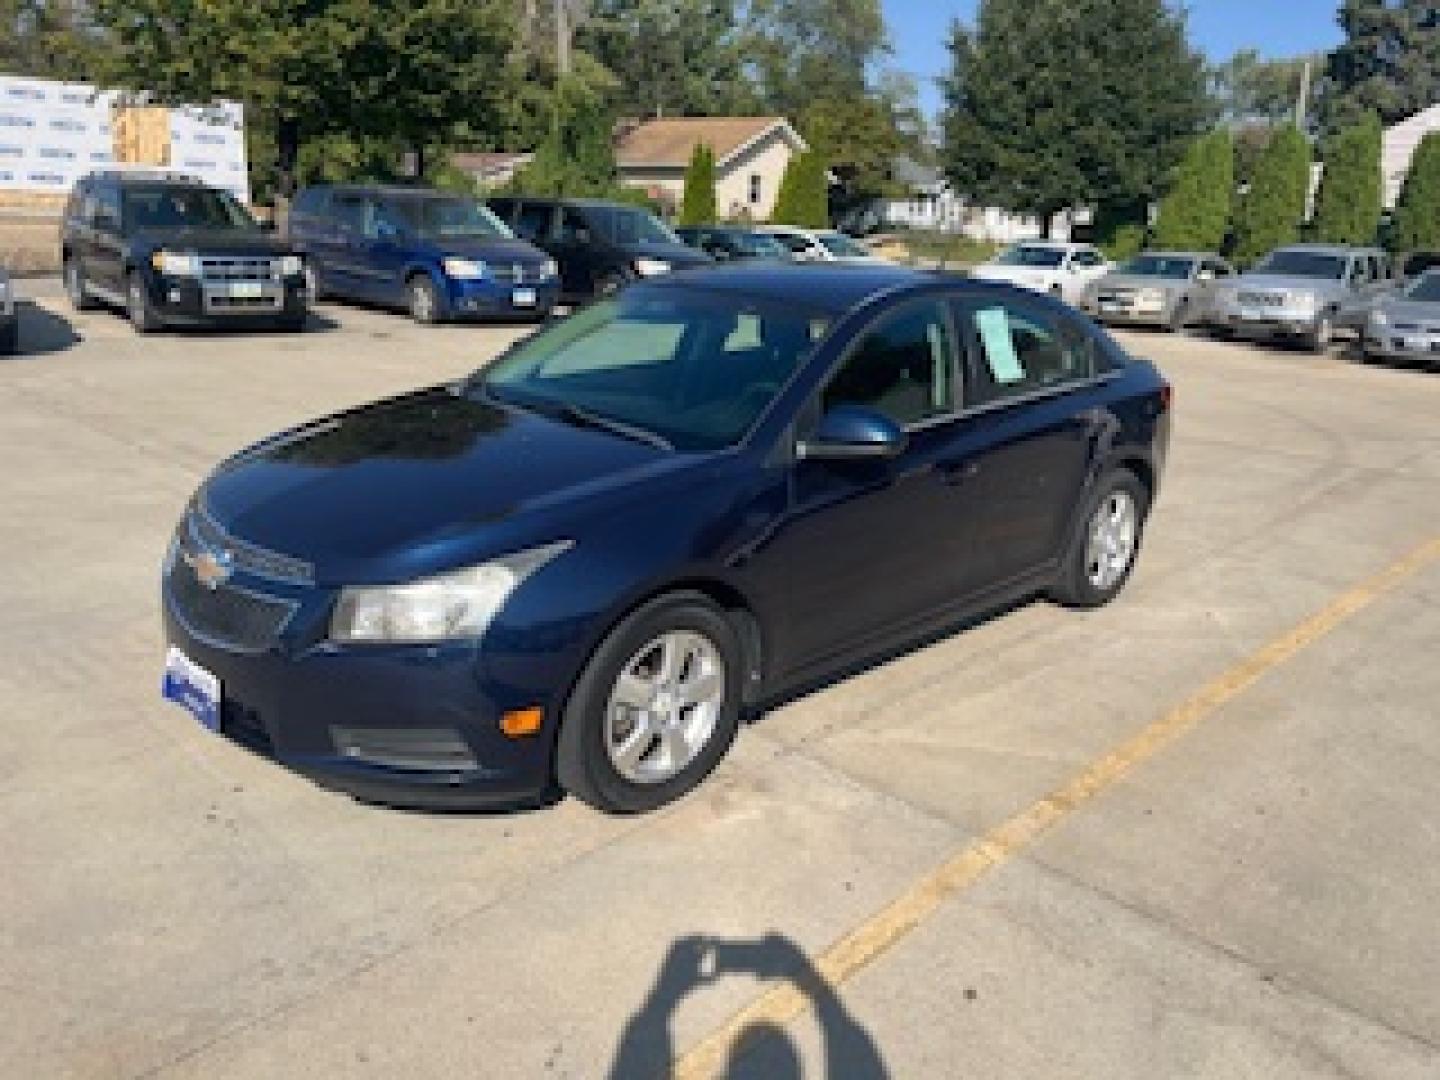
[
  {"xmin": 331, "ymin": 194, "xmax": 366, "ymax": 235},
  {"xmin": 957, "ymin": 298, "xmax": 1093, "ymax": 406}
]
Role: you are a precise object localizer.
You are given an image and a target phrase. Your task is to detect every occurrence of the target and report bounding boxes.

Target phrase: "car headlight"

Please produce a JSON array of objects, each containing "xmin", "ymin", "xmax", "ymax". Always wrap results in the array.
[
  {"xmin": 151, "ymin": 251, "xmax": 199, "ymax": 276},
  {"xmin": 1368, "ymin": 306, "xmax": 1388, "ymax": 328},
  {"xmin": 633, "ymin": 257, "xmax": 671, "ymax": 277},
  {"xmin": 541, "ymin": 258, "xmax": 558, "ymax": 280},
  {"xmin": 277, "ymin": 255, "xmax": 304, "ymax": 278},
  {"xmin": 1136, "ymin": 287, "xmax": 1167, "ymax": 305},
  {"xmin": 329, "ymin": 541, "xmax": 571, "ymax": 644},
  {"xmin": 1287, "ymin": 290, "xmax": 1317, "ymax": 312},
  {"xmin": 442, "ymin": 257, "xmax": 488, "ymax": 280}
]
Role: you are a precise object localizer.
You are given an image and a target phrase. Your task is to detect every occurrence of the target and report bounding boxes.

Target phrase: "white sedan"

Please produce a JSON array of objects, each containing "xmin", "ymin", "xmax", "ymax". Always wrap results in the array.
[
  {"xmin": 970, "ymin": 242, "xmax": 1112, "ymax": 305},
  {"xmin": 756, "ymin": 226, "xmax": 891, "ymax": 265}
]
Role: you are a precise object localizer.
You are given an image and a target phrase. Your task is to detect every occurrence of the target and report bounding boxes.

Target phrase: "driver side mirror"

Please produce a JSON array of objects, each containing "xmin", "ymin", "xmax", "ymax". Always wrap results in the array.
[{"xmin": 797, "ymin": 404, "xmax": 908, "ymax": 462}]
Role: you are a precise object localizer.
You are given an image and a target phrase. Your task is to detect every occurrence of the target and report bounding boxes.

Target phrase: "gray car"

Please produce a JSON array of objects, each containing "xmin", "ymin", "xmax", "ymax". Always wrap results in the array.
[
  {"xmin": 1211, "ymin": 244, "xmax": 1392, "ymax": 352},
  {"xmin": 1081, "ymin": 251, "xmax": 1234, "ymax": 332},
  {"xmin": 1358, "ymin": 268, "xmax": 1440, "ymax": 370},
  {"xmin": 0, "ymin": 269, "xmax": 17, "ymax": 354}
]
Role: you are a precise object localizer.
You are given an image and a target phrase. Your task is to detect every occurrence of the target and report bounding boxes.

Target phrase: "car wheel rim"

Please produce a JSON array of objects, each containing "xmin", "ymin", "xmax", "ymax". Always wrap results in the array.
[
  {"xmin": 129, "ymin": 282, "xmax": 145, "ymax": 322},
  {"xmin": 304, "ymin": 265, "xmax": 319, "ymax": 302},
  {"xmin": 1084, "ymin": 489, "xmax": 1137, "ymax": 591},
  {"xmin": 604, "ymin": 630, "xmax": 725, "ymax": 785},
  {"xmin": 411, "ymin": 283, "xmax": 432, "ymax": 321},
  {"xmin": 66, "ymin": 262, "xmax": 81, "ymax": 301}
]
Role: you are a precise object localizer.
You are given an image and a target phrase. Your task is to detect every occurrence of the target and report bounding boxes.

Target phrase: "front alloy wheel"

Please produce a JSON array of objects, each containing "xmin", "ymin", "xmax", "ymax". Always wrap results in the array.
[
  {"xmin": 558, "ymin": 594, "xmax": 742, "ymax": 814},
  {"xmin": 126, "ymin": 272, "xmax": 161, "ymax": 333},
  {"xmin": 1084, "ymin": 489, "xmax": 1138, "ymax": 592},
  {"xmin": 408, "ymin": 276, "xmax": 441, "ymax": 324}
]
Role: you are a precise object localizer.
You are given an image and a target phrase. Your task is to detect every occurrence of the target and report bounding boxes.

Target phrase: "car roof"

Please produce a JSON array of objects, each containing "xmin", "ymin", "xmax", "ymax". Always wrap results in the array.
[
  {"xmin": 305, "ymin": 184, "xmax": 470, "ymax": 199},
  {"xmin": 646, "ymin": 261, "xmax": 934, "ymax": 314},
  {"xmin": 1272, "ymin": 243, "xmax": 1383, "ymax": 256},
  {"xmin": 1012, "ymin": 240, "xmax": 1095, "ymax": 251},
  {"xmin": 1138, "ymin": 250, "xmax": 1213, "ymax": 260},
  {"xmin": 487, "ymin": 195, "xmax": 652, "ymax": 210},
  {"xmin": 87, "ymin": 169, "xmax": 207, "ymax": 188}
]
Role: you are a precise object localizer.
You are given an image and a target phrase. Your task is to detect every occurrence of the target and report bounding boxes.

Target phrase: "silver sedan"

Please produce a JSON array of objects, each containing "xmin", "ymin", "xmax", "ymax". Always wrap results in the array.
[
  {"xmin": 1358, "ymin": 269, "xmax": 1440, "ymax": 370},
  {"xmin": 1081, "ymin": 252, "xmax": 1234, "ymax": 332}
]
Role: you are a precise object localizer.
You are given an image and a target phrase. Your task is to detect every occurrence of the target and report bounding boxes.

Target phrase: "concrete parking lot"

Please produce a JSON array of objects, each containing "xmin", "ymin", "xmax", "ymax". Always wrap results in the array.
[{"xmin": 3, "ymin": 279, "xmax": 1438, "ymax": 1080}]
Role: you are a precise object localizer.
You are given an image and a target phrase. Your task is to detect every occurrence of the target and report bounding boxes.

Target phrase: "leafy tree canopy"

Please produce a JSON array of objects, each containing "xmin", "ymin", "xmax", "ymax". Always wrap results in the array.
[
  {"xmin": 1152, "ymin": 128, "xmax": 1236, "ymax": 252},
  {"xmin": 1231, "ymin": 125, "xmax": 1312, "ymax": 264},
  {"xmin": 1323, "ymin": 0, "xmax": 1440, "ymax": 131},
  {"xmin": 1310, "ymin": 112, "xmax": 1383, "ymax": 245},
  {"xmin": 679, "ymin": 142, "xmax": 717, "ymax": 225}
]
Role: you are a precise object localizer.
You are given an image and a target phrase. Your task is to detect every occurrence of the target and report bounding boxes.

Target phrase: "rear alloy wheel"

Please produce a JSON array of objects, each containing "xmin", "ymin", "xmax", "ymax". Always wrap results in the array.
[
  {"xmin": 407, "ymin": 275, "xmax": 442, "ymax": 324},
  {"xmin": 64, "ymin": 257, "xmax": 97, "ymax": 311},
  {"xmin": 126, "ymin": 271, "xmax": 161, "ymax": 334},
  {"xmin": 1050, "ymin": 469, "xmax": 1150, "ymax": 608},
  {"xmin": 557, "ymin": 594, "xmax": 742, "ymax": 814},
  {"xmin": 1166, "ymin": 298, "xmax": 1190, "ymax": 333}
]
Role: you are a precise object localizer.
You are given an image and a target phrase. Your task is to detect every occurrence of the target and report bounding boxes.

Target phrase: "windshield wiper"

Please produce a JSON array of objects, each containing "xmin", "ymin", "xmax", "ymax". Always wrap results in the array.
[{"xmin": 553, "ymin": 403, "xmax": 673, "ymax": 451}]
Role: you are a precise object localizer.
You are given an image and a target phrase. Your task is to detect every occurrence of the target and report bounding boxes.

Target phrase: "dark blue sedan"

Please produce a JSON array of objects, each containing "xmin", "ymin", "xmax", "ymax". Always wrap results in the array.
[{"xmin": 161, "ymin": 264, "xmax": 1171, "ymax": 814}]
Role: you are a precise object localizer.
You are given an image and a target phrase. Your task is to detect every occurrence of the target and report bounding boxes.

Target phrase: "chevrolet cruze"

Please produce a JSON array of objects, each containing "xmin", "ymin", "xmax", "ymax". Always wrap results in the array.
[{"xmin": 162, "ymin": 264, "xmax": 1171, "ymax": 814}]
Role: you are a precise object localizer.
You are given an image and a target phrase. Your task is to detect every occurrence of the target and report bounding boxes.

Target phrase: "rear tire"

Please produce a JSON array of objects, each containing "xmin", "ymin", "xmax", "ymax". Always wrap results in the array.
[
  {"xmin": 1050, "ymin": 469, "xmax": 1150, "ymax": 609},
  {"xmin": 64, "ymin": 257, "xmax": 98, "ymax": 311},
  {"xmin": 0, "ymin": 319, "xmax": 17, "ymax": 354},
  {"xmin": 557, "ymin": 593, "xmax": 743, "ymax": 815},
  {"xmin": 407, "ymin": 274, "xmax": 442, "ymax": 324},
  {"xmin": 126, "ymin": 271, "xmax": 161, "ymax": 334}
]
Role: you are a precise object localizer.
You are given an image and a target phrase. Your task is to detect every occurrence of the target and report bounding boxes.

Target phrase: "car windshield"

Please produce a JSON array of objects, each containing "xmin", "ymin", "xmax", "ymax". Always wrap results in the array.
[
  {"xmin": 1118, "ymin": 255, "xmax": 1195, "ymax": 279},
  {"xmin": 1402, "ymin": 252, "xmax": 1440, "ymax": 278},
  {"xmin": 732, "ymin": 232, "xmax": 787, "ymax": 257},
  {"xmin": 818, "ymin": 232, "xmax": 870, "ymax": 257},
  {"xmin": 1403, "ymin": 273, "xmax": 1440, "ymax": 302},
  {"xmin": 589, "ymin": 206, "xmax": 680, "ymax": 246},
  {"xmin": 396, "ymin": 197, "xmax": 512, "ymax": 239},
  {"xmin": 478, "ymin": 289, "xmax": 829, "ymax": 452},
  {"xmin": 995, "ymin": 245, "xmax": 1066, "ymax": 268},
  {"xmin": 1252, "ymin": 251, "xmax": 1348, "ymax": 279},
  {"xmin": 122, "ymin": 185, "xmax": 257, "ymax": 231}
]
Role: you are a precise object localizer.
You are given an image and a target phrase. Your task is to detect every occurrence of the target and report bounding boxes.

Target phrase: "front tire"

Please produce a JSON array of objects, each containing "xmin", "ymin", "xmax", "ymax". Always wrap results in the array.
[
  {"xmin": 407, "ymin": 274, "xmax": 442, "ymax": 324},
  {"xmin": 126, "ymin": 271, "xmax": 161, "ymax": 333},
  {"xmin": 1050, "ymin": 469, "xmax": 1150, "ymax": 608},
  {"xmin": 64, "ymin": 257, "xmax": 97, "ymax": 311},
  {"xmin": 557, "ymin": 594, "xmax": 743, "ymax": 814},
  {"xmin": 1307, "ymin": 312, "xmax": 1334, "ymax": 354}
]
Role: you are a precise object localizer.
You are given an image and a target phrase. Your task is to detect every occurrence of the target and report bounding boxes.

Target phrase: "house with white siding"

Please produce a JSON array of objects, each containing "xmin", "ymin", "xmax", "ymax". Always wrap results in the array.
[{"xmin": 1383, "ymin": 104, "xmax": 1440, "ymax": 207}]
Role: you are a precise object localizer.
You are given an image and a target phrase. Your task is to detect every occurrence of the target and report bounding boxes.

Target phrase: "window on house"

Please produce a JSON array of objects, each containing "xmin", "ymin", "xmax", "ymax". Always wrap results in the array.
[{"xmin": 748, "ymin": 174, "xmax": 762, "ymax": 205}]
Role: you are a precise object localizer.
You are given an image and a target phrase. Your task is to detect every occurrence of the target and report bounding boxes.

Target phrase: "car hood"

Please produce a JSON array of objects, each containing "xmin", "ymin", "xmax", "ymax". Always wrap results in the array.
[
  {"xmin": 421, "ymin": 236, "xmax": 550, "ymax": 265},
  {"xmin": 613, "ymin": 241, "xmax": 713, "ymax": 266},
  {"xmin": 1093, "ymin": 273, "xmax": 1186, "ymax": 293},
  {"xmin": 1377, "ymin": 297, "xmax": 1440, "ymax": 323},
  {"xmin": 201, "ymin": 386, "xmax": 679, "ymax": 584},
  {"xmin": 970, "ymin": 263, "xmax": 1059, "ymax": 285},
  {"xmin": 132, "ymin": 229, "xmax": 296, "ymax": 256},
  {"xmin": 1227, "ymin": 274, "xmax": 1346, "ymax": 298}
]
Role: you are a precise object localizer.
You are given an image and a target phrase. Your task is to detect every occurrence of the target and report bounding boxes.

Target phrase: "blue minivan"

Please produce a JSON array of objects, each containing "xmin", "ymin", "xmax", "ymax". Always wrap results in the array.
[{"xmin": 287, "ymin": 185, "xmax": 560, "ymax": 323}]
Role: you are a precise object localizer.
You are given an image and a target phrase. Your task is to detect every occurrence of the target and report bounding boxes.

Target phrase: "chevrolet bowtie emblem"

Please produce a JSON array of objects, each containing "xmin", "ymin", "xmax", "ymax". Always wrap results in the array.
[{"xmin": 184, "ymin": 547, "xmax": 234, "ymax": 590}]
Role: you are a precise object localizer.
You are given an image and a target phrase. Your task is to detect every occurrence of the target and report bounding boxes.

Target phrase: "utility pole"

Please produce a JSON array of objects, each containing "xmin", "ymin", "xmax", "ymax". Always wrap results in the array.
[
  {"xmin": 555, "ymin": 0, "xmax": 572, "ymax": 76},
  {"xmin": 1296, "ymin": 58, "xmax": 1313, "ymax": 129}
]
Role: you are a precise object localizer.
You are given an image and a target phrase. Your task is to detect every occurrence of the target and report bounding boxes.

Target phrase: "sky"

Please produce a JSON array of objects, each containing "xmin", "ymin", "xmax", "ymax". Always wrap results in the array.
[{"xmin": 883, "ymin": 0, "xmax": 1348, "ymax": 118}]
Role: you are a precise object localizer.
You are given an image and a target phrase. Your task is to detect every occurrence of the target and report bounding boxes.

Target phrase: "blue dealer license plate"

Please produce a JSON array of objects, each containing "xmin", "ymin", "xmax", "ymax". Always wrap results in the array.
[{"xmin": 162, "ymin": 646, "xmax": 221, "ymax": 732}]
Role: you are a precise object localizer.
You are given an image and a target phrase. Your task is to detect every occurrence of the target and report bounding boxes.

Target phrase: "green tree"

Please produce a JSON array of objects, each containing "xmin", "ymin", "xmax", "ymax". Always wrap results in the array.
[
  {"xmin": 92, "ymin": 0, "xmax": 517, "ymax": 200},
  {"xmin": 511, "ymin": 75, "xmax": 623, "ymax": 197},
  {"xmin": 679, "ymin": 143, "xmax": 717, "ymax": 225},
  {"xmin": 745, "ymin": 0, "xmax": 888, "ymax": 118},
  {"xmin": 1231, "ymin": 125, "xmax": 1312, "ymax": 264},
  {"xmin": 1323, "ymin": 0, "xmax": 1440, "ymax": 131},
  {"xmin": 0, "ymin": 0, "xmax": 105, "ymax": 80},
  {"xmin": 771, "ymin": 150, "xmax": 828, "ymax": 227},
  {"xmin": 1310, "ymin": 112, "xmax": 1383, "ymax": 245},
  {"xmin": 581, "ymin": 0, "xmax": 754, "ymax": 117},
  {"xmin": 1391, "ymin": 130, "xmax": 1440, "ymax": 253},
  {"xmin": 1152, "ymin": 129, "xmax": 1235, "ymax": 251},
  {"xmin": 941, "ymin": 0, "xmax": 1211, "ymax": 237}
]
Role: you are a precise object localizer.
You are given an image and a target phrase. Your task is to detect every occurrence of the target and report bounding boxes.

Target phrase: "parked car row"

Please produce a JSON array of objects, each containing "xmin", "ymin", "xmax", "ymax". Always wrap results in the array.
[
  {"xmin": 55, "ymin": 168, "xmax": 903, "ymax": 335},
  {"xmin": 977, "ymin": 238, "xmax": 1439, "ymax": 368}
]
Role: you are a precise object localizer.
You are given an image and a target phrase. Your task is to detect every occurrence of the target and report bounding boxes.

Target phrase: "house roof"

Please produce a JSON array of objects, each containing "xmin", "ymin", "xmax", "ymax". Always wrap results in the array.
[
  {"xmin": 451, "ymin": 151, "xmax": 532, "ymax": 175},
  {"xmin": 615, "ymin": 117, "xmax": 806, "ymax": 170}
]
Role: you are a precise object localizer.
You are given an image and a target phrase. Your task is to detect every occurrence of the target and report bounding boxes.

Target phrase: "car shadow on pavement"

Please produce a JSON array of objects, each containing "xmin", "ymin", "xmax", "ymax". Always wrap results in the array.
[
  {"xmin": 7, "ymin": 301, "xmax": 81, "ymax": 358},
  {"xmin": 607, "ymin": 933, "xmax": 888, "ymax": 1080}
]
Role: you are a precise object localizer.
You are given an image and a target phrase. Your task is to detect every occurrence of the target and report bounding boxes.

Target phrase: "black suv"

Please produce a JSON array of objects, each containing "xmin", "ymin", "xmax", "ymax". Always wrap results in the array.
[
  {"xmin": 486, "ymin": 196, "xmax": 710, "ymax": 302},
  {"xmin": 61, "ymin": 170, "xmax": 309, "ymax": 333}
]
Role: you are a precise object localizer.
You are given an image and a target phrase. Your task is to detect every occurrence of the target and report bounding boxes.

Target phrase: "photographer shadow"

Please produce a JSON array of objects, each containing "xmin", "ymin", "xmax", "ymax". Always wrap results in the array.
[{"xmin": 608, "ymin": 933, "xmax": 888, "ymax": 1080}]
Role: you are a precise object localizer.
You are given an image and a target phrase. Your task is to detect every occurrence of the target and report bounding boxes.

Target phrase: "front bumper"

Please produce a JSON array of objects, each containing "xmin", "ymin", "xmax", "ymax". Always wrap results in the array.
[
  {"xmin": 146, "ymin": 272, "xmax": 309, "ymax": 328},
  {"xmin": 441, "ymin": 276, "xmax": 560, "ymax": 320},
  {"xmin": 1363, "ymin": 330, "xmax": 1440, "ymax": 365},
  {"xmin": 1214, "ymin": 307, "xmax": 1322, "ymax": 339},
  {"xmin": 160, "ymin": 562, "xmax": 566, "ymax": 809},
  {"xmin": 1086, "ymin": 299, "xmax": 1176, "ymax": 327}
]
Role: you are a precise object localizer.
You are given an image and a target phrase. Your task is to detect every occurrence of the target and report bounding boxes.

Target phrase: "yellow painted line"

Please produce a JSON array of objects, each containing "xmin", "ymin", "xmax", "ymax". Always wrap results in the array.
[{"xmin": 674, "ymin": 534, "xmax": 1440, "ymax": 1079}]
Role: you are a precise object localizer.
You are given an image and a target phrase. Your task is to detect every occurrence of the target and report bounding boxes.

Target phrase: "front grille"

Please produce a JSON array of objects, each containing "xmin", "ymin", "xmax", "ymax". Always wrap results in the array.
[
  {"xmin": 199, "ymin": 256, "xmax": 277, "ymax": 283},
  {"xmin": 491, "ymin": 263, "xmax": 547, "ymax": 285},
  {"xmin": 188, "ymin": 505, "xmax": 314, "ymax": 584},
  {"xmin": 1096, "ymin": 288, "xmax": 1135, "ymax": 304},
  {"xmin": 166, "ymin": 555, "xmax": 296, "ymax": 653},
  {"xmin": 203, "ymin": 293, "xmax": 282, "ymax": 311},
  {"xmin": 1237, "ymin": 290, "xmax": 1286, "ymax": 306}
]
